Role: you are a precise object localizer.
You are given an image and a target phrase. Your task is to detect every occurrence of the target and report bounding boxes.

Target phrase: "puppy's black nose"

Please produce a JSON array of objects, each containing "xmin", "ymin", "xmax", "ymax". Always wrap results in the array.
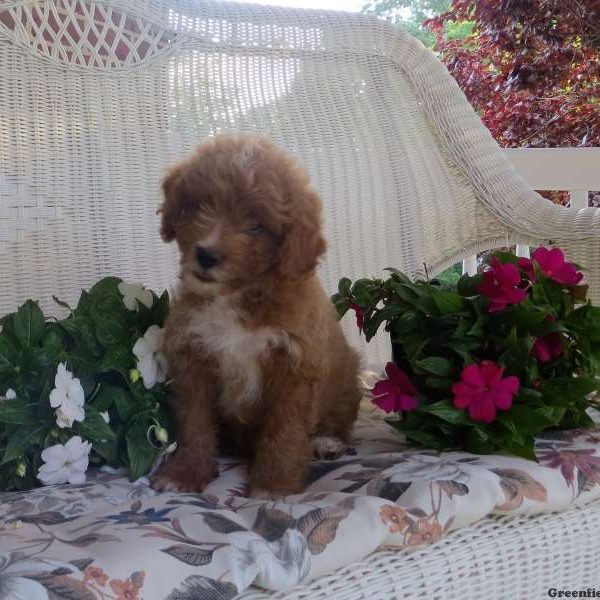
[{"xmin": 196, "ymin": 246, "xmax": 220, "ymax": 269}]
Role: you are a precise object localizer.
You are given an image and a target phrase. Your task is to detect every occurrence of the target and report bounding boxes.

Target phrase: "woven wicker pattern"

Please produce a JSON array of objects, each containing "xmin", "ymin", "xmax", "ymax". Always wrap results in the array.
[
  {"xmin": 2, "ymin": 0, "xmax": 599, "ymax": 365},
  {"xmin": 0, "ymin": 0, "xmax": 176, "ymax": 68},
  {"xmin": 238, "ymin": 500, "xmax": 600, "ymax": 599}
]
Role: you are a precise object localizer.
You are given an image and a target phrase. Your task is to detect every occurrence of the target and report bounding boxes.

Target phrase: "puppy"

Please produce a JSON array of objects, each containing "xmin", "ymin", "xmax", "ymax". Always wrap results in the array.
[{"xmin": 150, "ymin": 135, "xmax": 361, "ymax": 496}]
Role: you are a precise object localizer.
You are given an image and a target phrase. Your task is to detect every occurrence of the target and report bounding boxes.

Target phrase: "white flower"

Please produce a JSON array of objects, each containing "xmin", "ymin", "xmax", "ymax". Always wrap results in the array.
[
  {"xmin": 118, "ymin": 282, "xmax": 154, "ymax": 311},
  {"xmin": 37, "ymin": 436, "xmax": 91, "ymax": 486},
  {"xmin": 133, "ymin": 325, "xmax": 168, "ymax": 389},
  {"xmin": 49, "ymin": 363, "xmax": 85, "ymax": 429},
  {"xmin": 100, "ymin": 411, "xmax": 110, "ymax": 424},
  {"xmin": 3, "ymin": 389, "xmax": 16, "ymax": 400}
]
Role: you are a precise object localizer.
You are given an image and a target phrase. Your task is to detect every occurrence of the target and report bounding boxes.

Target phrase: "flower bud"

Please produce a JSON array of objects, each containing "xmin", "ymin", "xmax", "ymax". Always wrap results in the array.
[
  {"xmin": 130, "ymin": 369, "xmax": 141, "ymax": 383},
  {"xmin": 15, "ymin": 462, "xmax": 26, "ymax": 478},
  {"xmin": 155, "ymin": 427, "xmax": 169, "ymax": 444}
]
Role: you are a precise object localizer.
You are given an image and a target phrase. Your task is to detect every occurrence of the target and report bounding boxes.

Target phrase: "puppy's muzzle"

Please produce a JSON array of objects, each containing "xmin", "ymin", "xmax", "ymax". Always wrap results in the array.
[{"xmin": 196, "ymin": 246, "xmax": 220, "ymax": 270}]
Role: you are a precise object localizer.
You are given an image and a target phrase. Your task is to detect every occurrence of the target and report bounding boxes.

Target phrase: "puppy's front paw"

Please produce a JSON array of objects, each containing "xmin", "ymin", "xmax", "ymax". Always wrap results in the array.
[
  {"xmin": 150, "ymin": 456, "xmax": 216, "ymax": 493},
  {"xmin": 311, "ymin": 435, "xmax": 346, "ymax": 460},
  {"xmin": 249, "ymin": 488, "xmax": 289, "ymax": 501}
]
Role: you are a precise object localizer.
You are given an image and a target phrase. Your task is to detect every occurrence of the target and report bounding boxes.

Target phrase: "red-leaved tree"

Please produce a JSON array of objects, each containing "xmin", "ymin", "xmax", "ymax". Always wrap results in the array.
[{"xmin": 426, "ymin": 0, "xmax": 600, "ymax": 148}]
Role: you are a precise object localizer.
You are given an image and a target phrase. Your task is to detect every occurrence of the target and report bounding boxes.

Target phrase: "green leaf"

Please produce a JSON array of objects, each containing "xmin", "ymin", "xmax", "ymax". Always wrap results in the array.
[
  {"xmin": 338, "ymin": 277, "xmax": 352, "ymax": 297},
  {"xmin": 542, "ymin": 376, "xmax": 599, "ymax": 406},
  {"xmin": 465, "ymin": 427, "xmax": 494, "ymax": 454},
  {"xmin": 420, "ymin": 401, "xmax": 470, "ymax": 424},
  {"xmin": 448, "ymin": 344, "xmax": 476, "ymax": 365},
  {"xmin": 567, "ymin": 305, "xmax": 600, "ymax": 342},
  {"xmin": 93, "ymin": 386, "xmax": 117, "ymax": 411},
  {"xmin": 351, "ymin": 279, "xmax": 380, "ymax": 307},
  {"xmin": 331, "ymin": 295, "xmax": 349, "ymax": 319},
  {"xmin": 391, "ymin": 283, "xmax": 437, "ymax": 314},
  {"xmin": 389, "ymin": 282, "xmax": 420, "ymax": 305},
  {"xmin": 0, "ymin": 400, "xmax": 37, "ymax": 425},
  {"xmin": 401, "ymin": 428, "xmax": 449, "ymax": 450},
  {"xmin": 93, "ymin": 317, "xmax": 129, "ymax": 349},
  {"xmin": 76, "ymin": 409, "xmax": 115, "ymax": 442},
  {"xmin": 498, "ymin": 405, "xmax": 554, "ymax": 434},
  {"xmin": 42, "ymin": 326, "xmax": 65, "ymax": 362},
  {"xmin": 518, "ymin": 387, "xmax": 543, "ymax": 401},
  {"xmin": 2, "ymin": 430, "xmax": 28, "ymax": 465},
  {"xmin": 466, "ymin": 317, "xmax": 485, "ymax": 339},
  {"xmin": 113, "ymin": 388, "xmax": 135, "ymax": 422},
  {"xmin": 457, "ymin": 274, "xmax": 483, "ymax": 297},
  {"xmin": 0, "ymin": 335, "xmax": 17, "ymax": 375},
  {"xmin": 126, "ymin": 421, "xmax": 157, "ymax": 480},
  {"xmin": 364, "ymin": 305, "xmax": 405, "ymax": 341},
  {"xmin": 415, "ymin": 356, "xmax": 454, "ymax": 377},
  {"xmin": 502, "ymin": 438, "xmax": 536, "ymax": 460},
  {"xmin": 101, "ymin": 346, "xmax": 133, "ymax": 372},
  {"xmin": 153, "ymin": 290, "xmax": 170, "ymax": 325},
  {"xmin": 384, "ymin": 268, "xmax": 410, "ymax": 283},
  {"xmin": 76, "ymin": 410, "xmax": 118, "ymax": 463},
  {"xmin": 561, "ymin": 409, "xmax": 595, "ymax": 429},
  {"xmin": 76, "ymin": 290, "xmax": 92, "ymax": 315},
  {"xmin": 424, "ymin": 377, "xmax": 454, "ymax": 390},
  {"xmin": 61, "ymin": 317, "xmax": 102, "ymax": 356},
  {"xmin": 1, "ymin": 426, "xmax": 45, "ymax": 464},
  {"xmin": 87, "ymin": 276, "xmax": 122, "ymax": 299},
  {"xmin": 407, "ymin": 338, "xmax": 430, "ymax": 362},
  {"xmin": 498, "ymin": 339, "xmax": 532, "ymax": 377},
  {"xmin": 393, "ymin": 310, "xmax": 422, "ymax": 337},
  {"xmin": 13, "ymin": 300, "xmax": 45, "ymax": 347},
  {"xmin": 429, "ymin": 288, "xmax": 465, "ymax": 314}
]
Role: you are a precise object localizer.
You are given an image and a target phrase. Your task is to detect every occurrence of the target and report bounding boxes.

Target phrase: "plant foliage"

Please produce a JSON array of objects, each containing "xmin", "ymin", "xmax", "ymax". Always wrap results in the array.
[{"xmin": 0, "ymin": 278, "xmax": 171, "ymax": 491}]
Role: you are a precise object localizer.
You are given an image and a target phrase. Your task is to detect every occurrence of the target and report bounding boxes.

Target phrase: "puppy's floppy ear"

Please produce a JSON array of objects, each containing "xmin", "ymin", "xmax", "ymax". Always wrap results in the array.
[
  {"xmin": 277, "ymin": 187, "xmax": 326, "ymax": 279},
  {"xmin": 159, "ymin": 166, "xmax": 187, "ymax": 242}
]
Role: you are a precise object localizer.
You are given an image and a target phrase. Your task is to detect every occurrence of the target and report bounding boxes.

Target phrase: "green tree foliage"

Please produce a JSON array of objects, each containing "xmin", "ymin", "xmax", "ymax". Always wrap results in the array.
[{"xmin": 362, "ymin": 0, "xmax": 452, "ymax": 46}]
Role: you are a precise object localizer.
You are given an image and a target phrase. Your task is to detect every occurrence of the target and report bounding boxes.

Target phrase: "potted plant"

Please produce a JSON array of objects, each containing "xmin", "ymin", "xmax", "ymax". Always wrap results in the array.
[
  {"xmin": 0, "ymin": 277, "xmax": 172, "ymax": 491},
  {"xmin": 333, "ymin": 247, "xmax": 600, "ymax": 458}
]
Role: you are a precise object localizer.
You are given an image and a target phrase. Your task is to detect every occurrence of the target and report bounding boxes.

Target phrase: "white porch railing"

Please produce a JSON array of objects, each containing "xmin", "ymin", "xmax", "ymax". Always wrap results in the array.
[{"xmin": 463, "ymin": 147, "xmax": 600, "ymax": 275}]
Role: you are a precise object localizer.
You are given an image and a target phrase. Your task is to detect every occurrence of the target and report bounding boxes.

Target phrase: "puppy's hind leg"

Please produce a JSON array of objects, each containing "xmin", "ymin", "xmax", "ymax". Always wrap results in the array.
[{"xmin": 313, "ymin": 347, "xmax": 362, "ymax": 462}]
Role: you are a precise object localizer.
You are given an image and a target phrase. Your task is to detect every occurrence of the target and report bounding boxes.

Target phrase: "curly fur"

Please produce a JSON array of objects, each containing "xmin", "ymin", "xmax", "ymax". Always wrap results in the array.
[{"xmin": 150, "ymin": 135, "xmax": 361, "ymax": 496}]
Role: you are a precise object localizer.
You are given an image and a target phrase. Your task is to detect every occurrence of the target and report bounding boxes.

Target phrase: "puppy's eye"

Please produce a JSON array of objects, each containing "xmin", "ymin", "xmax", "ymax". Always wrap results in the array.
[{"xmin": 245, "ymin": 224, "xmax": 265, "ymax": 236}]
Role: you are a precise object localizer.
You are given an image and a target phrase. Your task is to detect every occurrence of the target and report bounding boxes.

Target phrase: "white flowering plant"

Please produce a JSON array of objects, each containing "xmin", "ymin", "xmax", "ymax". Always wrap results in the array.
[{"xmin": 0, "ymin": 277, "xmax": 172, "ymax": 491}]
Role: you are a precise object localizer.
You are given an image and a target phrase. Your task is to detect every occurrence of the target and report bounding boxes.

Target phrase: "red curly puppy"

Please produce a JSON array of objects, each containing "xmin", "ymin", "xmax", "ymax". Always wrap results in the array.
[{"xmin": 150, "ymin": 135, "xmax": 361, "ymax": 496}]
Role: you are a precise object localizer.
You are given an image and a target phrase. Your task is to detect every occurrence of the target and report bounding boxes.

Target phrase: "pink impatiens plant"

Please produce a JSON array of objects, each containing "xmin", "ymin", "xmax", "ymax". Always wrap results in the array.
[{"xmin": 334, "ymin": 246, "xmax": 600, "ymax": 458}]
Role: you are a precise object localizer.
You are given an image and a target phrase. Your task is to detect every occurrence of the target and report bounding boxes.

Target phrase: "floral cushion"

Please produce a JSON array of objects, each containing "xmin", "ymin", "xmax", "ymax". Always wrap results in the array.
[{"xmin": 2, "ymin": 407, "xmax": 600, "ymax": 599}]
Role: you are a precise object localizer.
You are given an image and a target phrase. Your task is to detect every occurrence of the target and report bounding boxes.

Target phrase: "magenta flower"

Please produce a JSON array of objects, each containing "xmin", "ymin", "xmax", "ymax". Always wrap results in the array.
[
  {"xmin": 371, "ymin": 362, "xmax": 418, "ymax": 414},
  {"xmin": 452, "ymin": 361, "xmax": 520, "ymax": 423},
  {"xmin": 531, "ymin": 332, "xmax": 563, "ymax": 362},
  {"xmin": 531, "ymin": 247, "xmax": 583, "ymax": 286},
  {"xmin": 518, "ymin": 257, "xmax": 535, "ymax": 281},
  {"xmin": 478, "ymin": 257, "xmax": 527, "ymax": 313},
  {"xmin": 349, "ymin": 302, "xmax": 364, "ymax": 334}
]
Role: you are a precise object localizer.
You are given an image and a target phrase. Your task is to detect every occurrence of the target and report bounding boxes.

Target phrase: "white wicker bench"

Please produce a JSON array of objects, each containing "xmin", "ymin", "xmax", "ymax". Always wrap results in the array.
[
  {"xmin": 239, "ymin": 501, "xmax": 600, "ymax": 599},
  {"xmin": 1, "ymin": 1, "xmax": 600, "ymax": 598}
]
